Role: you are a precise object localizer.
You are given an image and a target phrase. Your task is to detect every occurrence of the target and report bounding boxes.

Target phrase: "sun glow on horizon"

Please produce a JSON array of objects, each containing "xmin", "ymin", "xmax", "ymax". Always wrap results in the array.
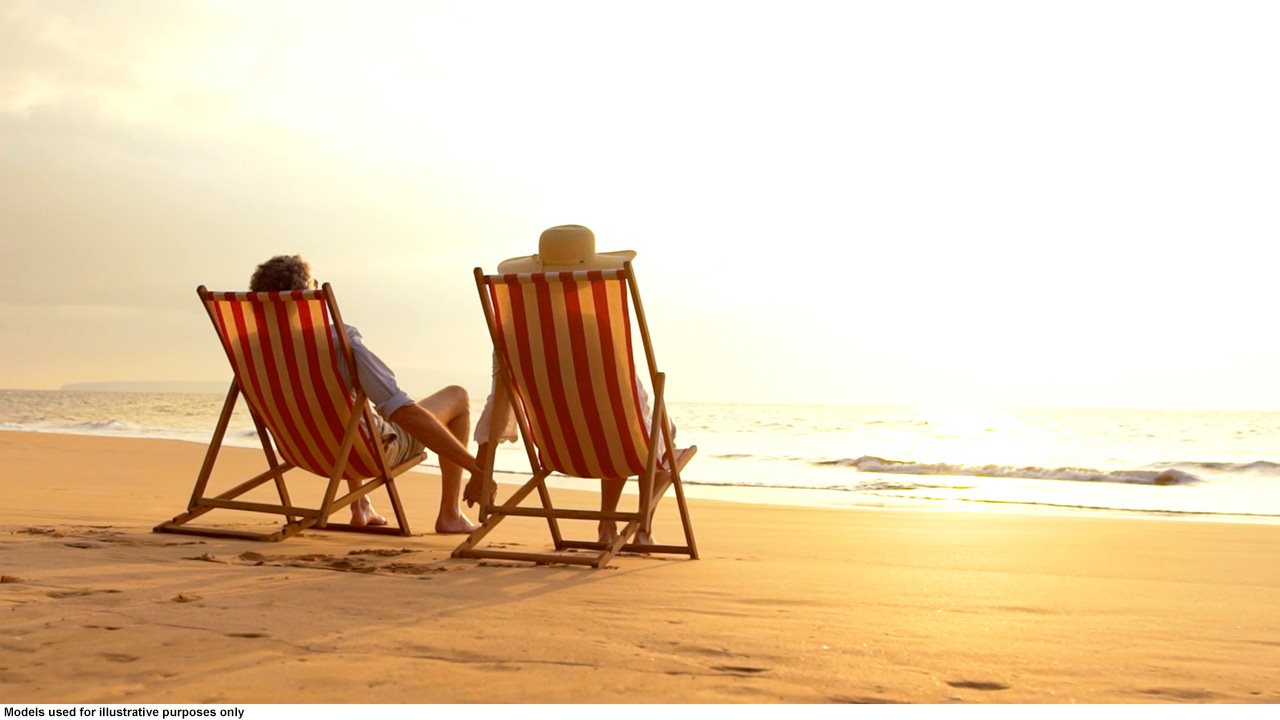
[{"xmin": 3, "ymin": 1, "xmax": 1279, "ymax": 411}]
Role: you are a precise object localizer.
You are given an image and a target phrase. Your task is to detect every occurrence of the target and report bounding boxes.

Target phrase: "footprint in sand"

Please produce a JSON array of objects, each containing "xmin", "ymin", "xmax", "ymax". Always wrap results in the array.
[
  {"xmin": 46, "ymin": 589, "xmax": 122, "ymax": 599},
  {"xmin": 101, "ymin": 653, "xmax": 138, "ymax": 663},
  {"xmin": 947, "ymin": 680, "xmax": 1010, "ymax": 691},
  {"xmin": 188, "ymin": 553, "xmax": 228, "ymax": 564},
  {"xmin": 711, "ymin": 665, "xmax": 769, "ymax": 676},
  {"xmin": 1139, "ymin": 687, "xmax": 1216, "ymax": 701},
  {"xmin": 1, "ymin": 575, "xmax": 22, "ymax": 583},
  {"xmin": 828, "ymin": 695, "xmax": 906, "ymax": 704},
  {"xmin": 348, "ymin": 548, "xmax": 418, "ymax": 557},
  {"xmin": 382, "ymin": 562, "xmax": 455, "ymax": 575},
  {"xmin": 282, "ymin": 555, "xmax": 374, "ymax": 573},
  {"xmin": 225, "ymin": 632, "xmax": 269, "ymax": 639},
  {"xmin": 669, "ymin": 642, "xmax": 734, "ymax": 658},
  {"xmin": 190, "ymin": 550, "xmax": 452, "ymax": 576}
]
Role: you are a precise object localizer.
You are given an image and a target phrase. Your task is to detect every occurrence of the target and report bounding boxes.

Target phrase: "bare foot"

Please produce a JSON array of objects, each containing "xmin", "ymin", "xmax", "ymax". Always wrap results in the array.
[
  {"xmin": 598, "ymin": 524, "xmax": 654, "ymax": 554},
  {"xmin": 350, "ymin": 497, "xmax": 387, "ymax": 527},
  {"xmin": 435, "ymin": 512, "xmax": 478, "ymax": 534},
  {"xmin": 597, "ymin": 524, "xmax": 657, "ymax": 545},
  {"xmin": 623, "ymin": 529, "xmax": 655, "ymax": 556},
  {"xmin": 597, "ymin": 522, "xmax": 618, "ymax": 545}
]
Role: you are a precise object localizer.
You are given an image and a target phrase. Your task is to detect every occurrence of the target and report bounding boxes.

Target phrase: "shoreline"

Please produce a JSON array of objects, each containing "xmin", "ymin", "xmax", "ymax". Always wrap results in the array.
[
  {"xmin": 484, "ymin": 466, "xmax": 1280, "ymax": 527},
  {"xmin": 4, "ymin": 426, "xmax": 1277, "ymax": 527}
]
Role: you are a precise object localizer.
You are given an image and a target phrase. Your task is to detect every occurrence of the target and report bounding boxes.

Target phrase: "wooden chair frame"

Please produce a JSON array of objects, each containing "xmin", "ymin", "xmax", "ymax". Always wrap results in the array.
[
  {"xmin": 452, "ymin": 263, "xmax": 698, "ymax": 568},
  {"xmin": 154, "ymin": 284, "xmax": 418, "ymax": 542}
]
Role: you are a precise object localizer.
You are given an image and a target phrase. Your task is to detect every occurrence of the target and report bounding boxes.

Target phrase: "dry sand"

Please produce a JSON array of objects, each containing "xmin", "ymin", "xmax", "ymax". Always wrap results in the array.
[{"xmin": 2, "ymin": 430, "xmax": 1278, "ymax": 703}]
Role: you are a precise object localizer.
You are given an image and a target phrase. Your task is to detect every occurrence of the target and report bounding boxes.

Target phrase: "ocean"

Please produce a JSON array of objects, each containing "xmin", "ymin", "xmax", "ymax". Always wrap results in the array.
[{"xmin": 3, "ymin": 389, "xmax": 1279, "ymax": 524}]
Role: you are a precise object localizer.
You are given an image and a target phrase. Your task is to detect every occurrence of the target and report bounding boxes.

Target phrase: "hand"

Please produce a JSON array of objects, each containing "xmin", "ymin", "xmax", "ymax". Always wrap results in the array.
[{"xmin": 463, "ymin": 467, "xmax": 496, "ymax": 509}]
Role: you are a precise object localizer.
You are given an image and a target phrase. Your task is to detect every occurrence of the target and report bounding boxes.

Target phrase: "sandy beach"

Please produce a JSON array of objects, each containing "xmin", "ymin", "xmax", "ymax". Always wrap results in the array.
[{"xmin": 2, "ymin": 429, "xmax": 1278, "ymax": 704}]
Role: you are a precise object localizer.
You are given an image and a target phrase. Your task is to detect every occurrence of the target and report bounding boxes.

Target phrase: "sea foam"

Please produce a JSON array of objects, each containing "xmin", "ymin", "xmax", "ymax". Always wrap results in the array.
[{"xmin": 815, "ymin": 455, "xmax": 1201, "ymax": 485}]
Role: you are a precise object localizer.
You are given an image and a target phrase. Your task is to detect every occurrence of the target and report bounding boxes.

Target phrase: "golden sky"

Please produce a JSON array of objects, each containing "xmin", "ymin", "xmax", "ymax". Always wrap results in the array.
[{"xmin": 2, "ymin": 1, "xmax": 1278, "ymax": 408}]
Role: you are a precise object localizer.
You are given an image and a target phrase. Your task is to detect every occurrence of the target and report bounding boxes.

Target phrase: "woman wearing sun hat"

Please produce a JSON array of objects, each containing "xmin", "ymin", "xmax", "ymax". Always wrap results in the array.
[{"xmin": 465, "ymin": 225, "xmax": 675, "ymax": 545}]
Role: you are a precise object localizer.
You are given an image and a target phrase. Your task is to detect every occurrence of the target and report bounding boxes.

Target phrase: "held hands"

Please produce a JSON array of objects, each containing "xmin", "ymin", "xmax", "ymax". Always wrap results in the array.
[{"xmin": 463, "ymin": 461, "xmax": 496, "ymax": 509}]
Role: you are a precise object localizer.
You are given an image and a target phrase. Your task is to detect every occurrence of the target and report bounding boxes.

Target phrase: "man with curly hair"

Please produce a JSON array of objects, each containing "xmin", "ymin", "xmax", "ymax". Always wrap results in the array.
[{"xmin": 249, "ymin": 254, "xmax": 480, "ymax": 533}]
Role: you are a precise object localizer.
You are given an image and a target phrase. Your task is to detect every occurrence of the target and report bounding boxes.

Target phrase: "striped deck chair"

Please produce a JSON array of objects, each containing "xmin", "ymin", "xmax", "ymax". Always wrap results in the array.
[
  {"xmin": 154, "ymin": 284, "xmax": 417, "ymax": 542},
  {"xmin": 452, "ymin": 262, "xmax": 698, "ymax": 568}
]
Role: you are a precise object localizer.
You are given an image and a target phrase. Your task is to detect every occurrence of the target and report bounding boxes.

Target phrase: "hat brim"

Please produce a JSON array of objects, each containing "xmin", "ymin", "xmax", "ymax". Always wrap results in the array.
[{"xmin": 496, "ymin": 250, "xmax": 636, "ymax": 273}]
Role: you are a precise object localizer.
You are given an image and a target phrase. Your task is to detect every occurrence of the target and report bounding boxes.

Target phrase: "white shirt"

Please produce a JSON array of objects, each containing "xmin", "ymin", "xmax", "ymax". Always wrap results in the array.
[{"xmin": 331, "ymin": 325, "xmax": 415, "ymax": 420}]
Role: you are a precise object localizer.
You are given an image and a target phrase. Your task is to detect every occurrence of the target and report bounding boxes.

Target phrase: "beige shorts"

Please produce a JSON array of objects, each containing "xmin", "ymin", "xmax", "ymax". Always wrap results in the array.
[{"xmin": 373, "ymin": 415, "xmax": 426, "ymax": 467}]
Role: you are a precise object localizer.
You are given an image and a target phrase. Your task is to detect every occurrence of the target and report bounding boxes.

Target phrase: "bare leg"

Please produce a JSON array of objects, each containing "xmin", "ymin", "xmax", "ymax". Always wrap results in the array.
[
  {"xmin": 466, "ymin": 374, "xmax": 511, "ymax": 509},
  {"xmin": 464, "ymin": 441, "xmax": 498, "ymax": 509},
  {"xmin": 637, "ymin": 471, "xmax": 671, "ymax": 545},
  {"xmin": 597, "ymin": 475, "xmax": 665, "ymax": 546},
  {"xmin": 598, "ymin": 478, "xmax": 625, "ymax": 543},
  {"xmin": 419, "ymin": 386, "xmax": 478, "ymax": 534}
]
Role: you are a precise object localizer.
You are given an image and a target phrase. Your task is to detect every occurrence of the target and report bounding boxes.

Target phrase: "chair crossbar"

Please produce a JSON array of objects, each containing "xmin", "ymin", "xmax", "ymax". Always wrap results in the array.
[
  {"xmin": 558, "ymin": 540, "xmax": 695, "ymax": 555},
  {"xmin": 481, "ymin": 269, "xmax": 627, "ymax": 283},
  {"xmin": 494, "ymin": 507, "xmax": 641, "ymax": 522},
  {"xmin": 198, "ymin": 498, "xmax": 322, "ymax": 518},
  {"xmin": 314, "ymin": 522, "xmax": 412, "ymax": 536},
  {"xmin": 453, "ymin": 548, "xmax": 601, "ymax": 566},
  {"xmin": 153, "ymin": 524, "xmax": 306, "ymax": 542},
  {"xmin": 199, "ymin": 463, "xmax": 296, "ymax": 507}
]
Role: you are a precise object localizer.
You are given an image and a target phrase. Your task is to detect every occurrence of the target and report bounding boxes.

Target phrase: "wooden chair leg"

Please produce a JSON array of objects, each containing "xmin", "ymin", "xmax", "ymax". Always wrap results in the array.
[
  {"xmin": 452, "ymin": 474, "xmax": 545, "ymax": 557},
  {"xmin": 535, "ymin": 475, "xmax": 565, "ymax": 549},
  {"xmin": 186, "ymin": 381, "xmax": 239, "ymax": 512}
]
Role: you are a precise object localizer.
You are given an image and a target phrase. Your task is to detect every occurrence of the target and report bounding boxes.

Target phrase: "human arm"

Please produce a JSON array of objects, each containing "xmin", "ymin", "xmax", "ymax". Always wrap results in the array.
[
  {"xmin": 474, "ymin": 353, "xmax": 518, "ymax": 447},
  {"xmin": 475, "ymin": 374, "xmax": 514, "ymax": 469},
  {"xmin": 466, "ymin": 356, "xmax": 516, "ymax": 508},
  {"xmin": 389, "ymin": 402, "xmax": 481, "ymax": 475}
]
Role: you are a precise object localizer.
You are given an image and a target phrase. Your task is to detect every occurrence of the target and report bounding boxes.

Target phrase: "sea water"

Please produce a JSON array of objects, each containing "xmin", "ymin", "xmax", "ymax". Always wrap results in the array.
[{"xmin": 3, "ymin": 389, "xmax": 1278, "ymax": 524}]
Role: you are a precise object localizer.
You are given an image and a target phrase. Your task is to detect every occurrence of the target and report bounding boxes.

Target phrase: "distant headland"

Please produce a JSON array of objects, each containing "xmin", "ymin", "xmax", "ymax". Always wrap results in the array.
[{"xmin": 59, "ymin": 381, "xmax": 227, "ymax": 394}]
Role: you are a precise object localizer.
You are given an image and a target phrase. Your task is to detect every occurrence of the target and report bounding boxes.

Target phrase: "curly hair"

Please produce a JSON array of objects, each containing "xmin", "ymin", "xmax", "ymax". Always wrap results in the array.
[{"xmin": 249, "ymin": 255, "xmax": 312, "ymax": 292}]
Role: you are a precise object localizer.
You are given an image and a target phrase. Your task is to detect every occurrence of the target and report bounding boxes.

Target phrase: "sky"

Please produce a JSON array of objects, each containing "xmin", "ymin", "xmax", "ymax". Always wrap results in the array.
[{"xmin": 2, "ymin": 0, "xmax": 1278, "ymax": 410}]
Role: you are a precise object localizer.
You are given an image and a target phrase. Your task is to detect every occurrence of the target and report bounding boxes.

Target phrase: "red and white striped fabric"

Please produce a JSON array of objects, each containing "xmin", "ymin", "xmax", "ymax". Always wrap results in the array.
[
  {"xmin": 483, "ymin": 270, "xmax": 652, "ymax": 480},
  {"xmin": 202, "ymin": 290, "xmax": 382, "ymax": 481}
]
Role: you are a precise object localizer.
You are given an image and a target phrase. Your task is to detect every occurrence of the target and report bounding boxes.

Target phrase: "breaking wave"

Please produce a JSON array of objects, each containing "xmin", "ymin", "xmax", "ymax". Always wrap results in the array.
[
  {"xmin": 0, "ymin": 419, "xmax": 258, "ymax": 446},
  {"xmin": 1165, "ymin": 460, "xmax": 1280, "ymax": 473},
  {"xmin": 815, "ymin": 455, "xmax": 1201, "ymax": 485}
]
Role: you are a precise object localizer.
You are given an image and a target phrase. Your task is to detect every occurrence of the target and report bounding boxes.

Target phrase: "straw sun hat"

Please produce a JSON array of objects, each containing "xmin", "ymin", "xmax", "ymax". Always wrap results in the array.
[{"xmin": 496, "ymin": 225, "xmax": 636, "ymax": 273}]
